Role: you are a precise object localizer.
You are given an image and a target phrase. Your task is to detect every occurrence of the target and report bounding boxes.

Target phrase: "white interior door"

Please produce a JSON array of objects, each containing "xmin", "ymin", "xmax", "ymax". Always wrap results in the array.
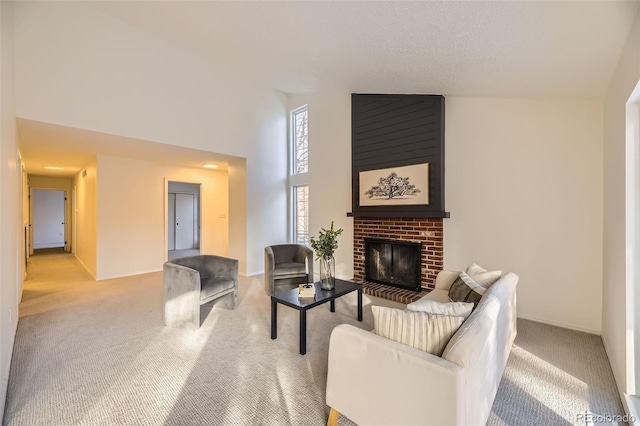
[
  {"xmin": 168, "ymin": 193, "xmax": 176, "ymax": 251},
  {"xmin": 32, "ymin": 189, "xmax": 65, "ymax": 249},
  {"xmin": 64, "ymin": 190, "xmax": 70, "ymax": 252},
  {"xmin": 175, "ymin": 193, "xmax": 195, "ymax": 250}
]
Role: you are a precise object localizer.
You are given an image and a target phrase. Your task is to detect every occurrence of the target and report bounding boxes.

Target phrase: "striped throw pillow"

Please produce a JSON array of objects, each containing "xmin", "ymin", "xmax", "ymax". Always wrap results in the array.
[
  {"xmin": 406, "ymin": 299, "xmax": 474, "ymax": 319},
  {"xmin": 372, "ymin": 306, "xmax": 465, "ymax": 356},
  {"xmin": 448, "ymin": 272, "xmax": 485, "ymax": 307}
]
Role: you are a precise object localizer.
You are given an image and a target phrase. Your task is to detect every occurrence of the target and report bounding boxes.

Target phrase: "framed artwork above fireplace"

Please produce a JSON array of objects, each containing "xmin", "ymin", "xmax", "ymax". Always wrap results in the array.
[{"xmin": 359, "ymin": 163, "xmax": 429, "ymax": 207}]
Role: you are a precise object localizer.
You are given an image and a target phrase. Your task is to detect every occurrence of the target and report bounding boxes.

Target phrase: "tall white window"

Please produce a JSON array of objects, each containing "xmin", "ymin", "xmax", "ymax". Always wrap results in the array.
[
  {"xmin": 293, "ymin": 185, "xmax": 309, "ymax": 245},
  {"xmin": 290, "ymin": 106, "xmax": 309, "ymax": 245},
  {"xmin": 292, "ymin": 107, "xmax": 308, "ymax": 174}
]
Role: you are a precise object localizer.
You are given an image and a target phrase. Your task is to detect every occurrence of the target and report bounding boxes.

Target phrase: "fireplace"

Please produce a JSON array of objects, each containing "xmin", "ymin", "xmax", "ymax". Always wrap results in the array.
[
  {"xmin": 348, "ymin": 94, "xmax": 447, "ymax": 302},
  {"xmin": 353, "ymin": 217, "xmax": 443, "ymax": 296},
  {"xmin": 365, "ymin": 239, "xmax": 422, "ymax": 292}
]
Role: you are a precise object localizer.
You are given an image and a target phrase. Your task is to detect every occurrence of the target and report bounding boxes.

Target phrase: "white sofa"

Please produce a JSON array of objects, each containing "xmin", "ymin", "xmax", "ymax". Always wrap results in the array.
[{"xmin": 325, "ymin": 270, "xmax": 519, "ymax": 426}]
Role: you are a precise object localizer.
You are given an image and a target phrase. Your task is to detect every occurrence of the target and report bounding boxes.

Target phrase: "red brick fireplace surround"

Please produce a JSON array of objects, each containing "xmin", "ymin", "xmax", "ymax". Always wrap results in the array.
[{"xmin": 353, "ymin": 217, "xmax": 444, "ymax": 304}]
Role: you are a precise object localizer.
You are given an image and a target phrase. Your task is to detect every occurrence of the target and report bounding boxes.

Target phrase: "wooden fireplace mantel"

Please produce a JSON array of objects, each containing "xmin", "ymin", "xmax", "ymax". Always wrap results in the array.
[{"xmin": 347, "ymin": 211, "xmax": 450, "ymax": 218}]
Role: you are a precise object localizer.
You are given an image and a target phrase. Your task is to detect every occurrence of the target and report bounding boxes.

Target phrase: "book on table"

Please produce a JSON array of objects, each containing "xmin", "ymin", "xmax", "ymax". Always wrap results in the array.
[{"xmin": 299, "ymin": 283, "xmax": 316, "ymax": 298}]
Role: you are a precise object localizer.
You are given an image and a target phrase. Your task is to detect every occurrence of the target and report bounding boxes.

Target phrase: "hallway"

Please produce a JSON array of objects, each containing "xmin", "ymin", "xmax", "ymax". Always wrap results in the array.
[{"xmin": 19, "ymin": 252, "xmax": 141, "ymax": 318}]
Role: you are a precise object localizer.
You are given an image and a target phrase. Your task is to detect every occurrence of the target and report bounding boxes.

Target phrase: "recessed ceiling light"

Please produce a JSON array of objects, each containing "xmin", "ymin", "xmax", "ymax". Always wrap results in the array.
[
  {"xmin": 44, "ymin": 166, "xmax": 64, "ymax": 170},
  {"xmin": 203, "ymin": 164, "xmax": 219, "ymax": 169}
]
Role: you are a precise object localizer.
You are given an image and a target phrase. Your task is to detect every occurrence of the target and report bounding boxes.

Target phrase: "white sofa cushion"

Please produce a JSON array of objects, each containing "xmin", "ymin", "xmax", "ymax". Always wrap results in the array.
[
  {"xmin": 406, "ymin": 299, "xmax": 474, "ymax": 319},
  {"xmin": 421, "ymin": 288, "xmax": 451, "ymax": 303},
  {"xmin": 442, "ymin": 295, "xmax": 500, "ymax": 366},
  {"xmin": 465, "ymin": 263, "xmax": 502, "ymax": 288},
  {"xmin": 434, "ymin": 270, "xmax": 461, "ymax": 290},
  {"xmin": 372, "ymin": 306, "xmax": 464, "ymax": 356}
]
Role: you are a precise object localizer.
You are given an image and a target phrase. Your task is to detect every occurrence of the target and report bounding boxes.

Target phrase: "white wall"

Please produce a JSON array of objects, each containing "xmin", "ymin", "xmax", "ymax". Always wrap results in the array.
[
  {"xmin": 13, "ymin": 1, "xmax": 288, "ymax": 276},
  {"xmin": 29, "ymin": 175, "xmax": 72, "ymax": 190},
  {"xmin": 243, "ymin": 90, "xmax": 288, "ymax": 275},
  {"xmin": 228, "ymin": 158, "xmax": 248, "ymax": 275},
  {"xmin": 291, "ymin": 93, "xmax": 604, "ymax": 334},
  {"xmin": 288, "ymin": 94, "xmax": 353, "ymax": 280},
  {"xmin": 445, "ymin": 97, "xmax": 603, "ymax": 333},
  {"xmin": 0, "ymin": 1, "xmax": 20, "ymax": 421},
  {"xmin": 96, "ymin": 155, "xmax": 228, "ymax": 280},
  {"xmin": 603, "ymin": 9, "xmax": 640, "ymax": 398},
  {"xmin": 73, "ymin": 163, "xmax": 98, "ymax": 278},
  {"xmin": 14, "ymin": 1, "xmax": 248, "ymax": 158}
]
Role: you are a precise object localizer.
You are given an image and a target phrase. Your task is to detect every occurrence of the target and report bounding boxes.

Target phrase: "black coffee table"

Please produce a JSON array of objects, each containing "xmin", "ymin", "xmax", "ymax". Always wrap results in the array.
[{"xmin": 270, "ymin": 279, "xmax": 363, "ymax": 355}]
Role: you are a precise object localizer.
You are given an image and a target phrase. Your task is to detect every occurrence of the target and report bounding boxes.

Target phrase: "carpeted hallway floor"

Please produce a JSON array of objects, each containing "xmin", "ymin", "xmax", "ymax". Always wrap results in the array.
[{"xmin": 3, "ymin": 253, "xmax": 627, "ymax": 425}]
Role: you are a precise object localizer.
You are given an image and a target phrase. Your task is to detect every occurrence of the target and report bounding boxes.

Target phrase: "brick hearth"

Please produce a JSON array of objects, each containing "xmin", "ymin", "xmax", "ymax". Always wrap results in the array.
[
  {"xmin": 353, "ymin": 217, "xmax": 444, "ymax": 302},
  {"xmin": 361, "ymin": 281, "xmax": 425, "ymax": 304}
]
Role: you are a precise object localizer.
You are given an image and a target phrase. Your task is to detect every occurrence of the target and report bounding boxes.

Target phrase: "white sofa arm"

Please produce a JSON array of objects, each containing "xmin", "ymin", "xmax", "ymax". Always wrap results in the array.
[{"xmin": 326, "ymin": 324, "xmax": 466, "ymax": 426}]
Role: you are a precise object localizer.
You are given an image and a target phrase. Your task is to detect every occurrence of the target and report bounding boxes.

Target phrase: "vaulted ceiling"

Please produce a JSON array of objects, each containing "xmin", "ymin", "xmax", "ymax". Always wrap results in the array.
[
  {"xmin": 87, "ymin": 1, "xmax": 639, "ymax": 98},
  {"xmin": 16, "ymin": 1, "xmax": 640, "ymax": 177}
]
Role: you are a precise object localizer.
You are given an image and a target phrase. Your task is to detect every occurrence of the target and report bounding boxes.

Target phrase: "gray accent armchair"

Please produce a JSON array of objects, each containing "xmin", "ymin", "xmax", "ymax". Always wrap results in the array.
[
  {"xmin": 163, "ymin": 255, "xmax": 238, "ymax": 329},
  {"xmin": 264, "ymin": 244, "xmax": 314, "ymax": 296}
]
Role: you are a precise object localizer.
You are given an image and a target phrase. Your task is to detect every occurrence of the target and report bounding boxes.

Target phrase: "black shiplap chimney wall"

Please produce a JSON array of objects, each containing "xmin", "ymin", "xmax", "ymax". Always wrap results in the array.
[{"xmin": 349, "ymin": 94, "xmax": 449, "ymax": 218}]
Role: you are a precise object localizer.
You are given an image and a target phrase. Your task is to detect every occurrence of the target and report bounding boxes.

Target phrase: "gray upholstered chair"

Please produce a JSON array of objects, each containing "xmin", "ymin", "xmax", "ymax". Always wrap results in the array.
[
  {"xmin": 163, "ymin": 255, "xmax": 238, "ymax": 329},
  {"xmin": 264, "ymin": 244, "xmax": 314, "ymax": 296}
]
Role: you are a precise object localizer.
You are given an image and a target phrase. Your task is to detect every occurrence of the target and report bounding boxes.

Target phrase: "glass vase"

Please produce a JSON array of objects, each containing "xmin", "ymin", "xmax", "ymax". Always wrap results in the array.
[{"xmin": 320, "ymin": 255, "xmax": 336, "ymax": 290}]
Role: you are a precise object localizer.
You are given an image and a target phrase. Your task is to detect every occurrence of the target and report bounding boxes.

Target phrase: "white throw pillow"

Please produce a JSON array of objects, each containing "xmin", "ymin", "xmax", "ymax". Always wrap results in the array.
[
  {"xmin": 465, "ymin": 263, "xmax": 502, "ymax": 288},
  {"xmin": 372, "ymin": 306, "xmax": 464, "ymax": 356},
  {"xmin": 406, "ymin": 299, "xmax": 474, "ymax": 319}
]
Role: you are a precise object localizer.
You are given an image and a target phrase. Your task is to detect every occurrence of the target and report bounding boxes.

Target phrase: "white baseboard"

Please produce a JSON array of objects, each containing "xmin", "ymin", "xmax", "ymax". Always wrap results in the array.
[
  {"xmin": 74, "ymin": 254, "xmax": 162, "ymax": 281},
  {"xmin": 602, "ymin": 334, "xmax": 635, "ymax": 422},
  {"xmin": 624, "ymin": 394, "xmax": 640, "ymax": 424},
  {"xmin": 517, "ymin": 314, "xmax": 600, "ymax": 335},
  {"xmin": 33, "ymin": 242, "xmax": 64, "ymax": 249},
  {"xmin": 96, "ymin": 269, "xmax": 161, "ymax": 281},
  {"xmin": 242, "ymin": 270, "xmax": 263, "ymax": 277},
  {"xmin": 75, "ymin": 256, "xmax": 96, "ymax": 280}
]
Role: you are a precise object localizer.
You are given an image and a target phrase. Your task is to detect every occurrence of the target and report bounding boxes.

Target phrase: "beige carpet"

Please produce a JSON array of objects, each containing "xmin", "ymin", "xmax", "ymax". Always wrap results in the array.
[
  {"xmin": 3, "ymin": 254, "xmax": 627, "ymax": 425},
  {"xmin": 489, "ymin": 322, "xmax": 626, "ymax": 426}
]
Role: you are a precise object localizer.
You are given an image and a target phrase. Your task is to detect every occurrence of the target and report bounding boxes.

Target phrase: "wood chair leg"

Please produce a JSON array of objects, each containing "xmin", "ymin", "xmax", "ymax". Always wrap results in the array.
[{"xmin": 327, "ymin": 407, "xmax": 339, "ymax": 426}]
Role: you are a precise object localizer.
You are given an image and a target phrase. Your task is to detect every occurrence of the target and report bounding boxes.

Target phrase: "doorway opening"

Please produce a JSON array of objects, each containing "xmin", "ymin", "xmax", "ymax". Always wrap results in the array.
[
  {"xmin": 30, "ymin": 188, "xmax": 69, "ymax": 255},
  {"xmin": 168, "ymin": 181, "xmax": 201, "ymax": 261}
]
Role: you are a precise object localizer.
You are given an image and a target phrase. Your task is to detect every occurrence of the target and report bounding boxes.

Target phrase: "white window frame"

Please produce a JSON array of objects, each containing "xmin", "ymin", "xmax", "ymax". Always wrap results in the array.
[{"xmin": 289, "ymin": 105, "xmax": 309, "ymax": 244}]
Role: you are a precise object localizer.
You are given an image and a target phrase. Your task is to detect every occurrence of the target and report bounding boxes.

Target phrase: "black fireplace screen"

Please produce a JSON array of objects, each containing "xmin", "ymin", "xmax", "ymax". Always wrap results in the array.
[{"xmin": 364, "ymin": 239, "xmax": 422, "ymax": 291}]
